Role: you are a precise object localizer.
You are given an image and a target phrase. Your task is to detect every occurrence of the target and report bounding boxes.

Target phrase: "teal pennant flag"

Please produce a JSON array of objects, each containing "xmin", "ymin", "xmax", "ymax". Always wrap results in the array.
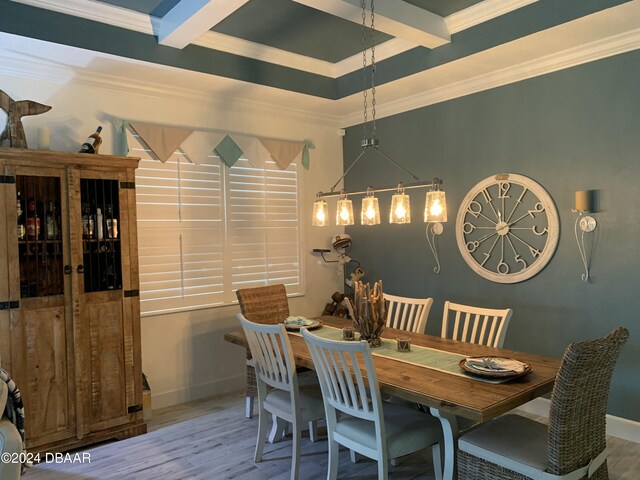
[{"xmin": 215, "ymin": 135, "xmax": 244, "ymax": 168}]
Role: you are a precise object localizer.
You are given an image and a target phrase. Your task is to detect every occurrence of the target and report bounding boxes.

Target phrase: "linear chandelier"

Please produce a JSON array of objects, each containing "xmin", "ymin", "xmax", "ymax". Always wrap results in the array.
[{"xmin": 312, "ymin": 0, "xmax": 447, "ymax": 228}]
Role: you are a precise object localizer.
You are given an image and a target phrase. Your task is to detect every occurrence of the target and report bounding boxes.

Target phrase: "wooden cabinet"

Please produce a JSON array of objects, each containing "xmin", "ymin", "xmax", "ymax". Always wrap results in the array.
[{"xmin": 0, "ymin": 147, "xmax": 146, "ymax": 453}]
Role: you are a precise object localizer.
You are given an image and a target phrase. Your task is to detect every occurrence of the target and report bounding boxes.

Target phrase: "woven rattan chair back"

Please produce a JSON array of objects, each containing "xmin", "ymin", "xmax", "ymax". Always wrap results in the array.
[
  {"xmin": 441, "ymin": 301, "xmax": 513, "ymax": 348},
  {"xmin": 547, "ymin": 327, "xmax": 629, "ymax": 479},
  {"xmin": 236, "ymin": 284, "xmax": 290, "ymax": 418},
  {"xmin": 236, "ymin": 284, "xmax": 290, "ymax": 324},
  {"xmin": 384, "ymin": 293, "xmax": 433, "ymax": 334}
]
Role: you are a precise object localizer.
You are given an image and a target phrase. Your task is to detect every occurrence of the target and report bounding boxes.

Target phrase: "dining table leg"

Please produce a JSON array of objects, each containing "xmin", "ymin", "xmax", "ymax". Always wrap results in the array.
[{"xmin": 430, "ymin": 407, "xmax": 459, "ymax": 480}]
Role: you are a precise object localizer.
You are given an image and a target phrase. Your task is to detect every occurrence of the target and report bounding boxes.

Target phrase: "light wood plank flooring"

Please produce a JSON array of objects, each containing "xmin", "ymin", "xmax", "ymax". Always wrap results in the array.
[{"xmin": 24, "ymin": 392, "xmax": 640, "ymax": 479}]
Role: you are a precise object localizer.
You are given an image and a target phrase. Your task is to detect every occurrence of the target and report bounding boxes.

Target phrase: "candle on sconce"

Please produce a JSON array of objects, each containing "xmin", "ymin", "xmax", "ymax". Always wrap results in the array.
[
  {"xmin": 38, "ymin": 127, "xmax": 50, "ymax": 150},
  {"xmin": 575, "ymin": 190, "xmax": 591, "ymax": 212}
]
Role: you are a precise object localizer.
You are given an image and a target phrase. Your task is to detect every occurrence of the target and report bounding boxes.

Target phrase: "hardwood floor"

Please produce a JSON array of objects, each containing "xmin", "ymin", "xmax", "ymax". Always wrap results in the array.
[{"xmin": 24, "ymin": 391, "xmax": 640, "ymax": 479}]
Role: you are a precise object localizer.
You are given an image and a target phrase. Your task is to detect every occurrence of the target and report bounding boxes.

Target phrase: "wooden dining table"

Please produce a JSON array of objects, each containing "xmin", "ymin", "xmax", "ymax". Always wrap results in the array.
[{"xmin": 224, "ymin": 315, "xmax": 561, "ymax": 480}]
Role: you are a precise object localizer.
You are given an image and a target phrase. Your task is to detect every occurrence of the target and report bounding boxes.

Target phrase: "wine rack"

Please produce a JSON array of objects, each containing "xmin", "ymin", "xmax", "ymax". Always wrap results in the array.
[
  {"xmin": 80, "ymin": 179, "xmax": 122, "ymax": 292},
  {"xmin": 16, "ymin": 175, "xmax": 64, "ymax": 298}
]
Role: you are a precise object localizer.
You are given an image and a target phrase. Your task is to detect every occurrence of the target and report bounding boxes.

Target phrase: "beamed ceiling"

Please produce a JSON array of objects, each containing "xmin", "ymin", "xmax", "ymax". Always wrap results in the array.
[{"xmin": 1, "ymin": 0, "xmax": 640, "ymax": 126}]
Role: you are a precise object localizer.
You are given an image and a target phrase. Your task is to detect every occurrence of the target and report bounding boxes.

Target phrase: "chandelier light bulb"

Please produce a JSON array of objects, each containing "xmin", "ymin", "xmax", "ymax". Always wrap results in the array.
[
  {"xmin": 361, "ymin": 188, "xmax": 380, "ymax": 225},
  {"xmin": 312, "ymin": 195, "xmax": 328, "ymax": 226},
  {"xmin": 336, "ymin": 192, "xmax": 354, "ymax": 225},
  {"xmin": 424, "ymin": 189, "xmax": 447, "ymax": 223},
  {"xmin": 390, "ymin": 185, "xmax": 411, "ymax": 224}
]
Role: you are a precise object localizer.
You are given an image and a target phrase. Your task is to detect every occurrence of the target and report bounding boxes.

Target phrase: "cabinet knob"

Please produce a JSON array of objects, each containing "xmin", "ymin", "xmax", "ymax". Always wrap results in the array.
[
  {"xmin": 77, "ymin": 265, "xmax": 85, "ymax": 274},
  {"xmin": 64, "ymin": 265, "xmax": 72, "ymax": 275}
]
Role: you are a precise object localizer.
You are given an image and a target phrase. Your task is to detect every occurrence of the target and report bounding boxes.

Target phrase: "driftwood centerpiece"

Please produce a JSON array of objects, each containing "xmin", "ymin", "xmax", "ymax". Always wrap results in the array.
[{"xmin": 348, "ymin": 280, "xmax": 386, "ymax": 347}]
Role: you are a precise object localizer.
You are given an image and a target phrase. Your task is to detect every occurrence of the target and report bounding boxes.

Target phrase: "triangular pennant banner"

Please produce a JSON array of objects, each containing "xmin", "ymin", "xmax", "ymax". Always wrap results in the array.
[
  {"xmin": 180, "ymin": 132, "xmax": 225, "ymax": 164},
  {"xmin": 129, "ymin": 121, "xmax": 193, "ymax": 162},
  {"xmin": 259, "ymin": 138, "xmax": 304, "ymax": 170},
  {"xmin": 235, "ymin": 136, "xmax": 271, "ymax": 169},
  {"xmin": 215, "ymin": 135, "xmax": 244, "ymax": 168}
]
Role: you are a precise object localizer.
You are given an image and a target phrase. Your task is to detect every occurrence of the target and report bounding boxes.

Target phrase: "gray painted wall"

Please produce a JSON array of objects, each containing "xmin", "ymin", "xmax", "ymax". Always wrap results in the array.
[{"xmin": 343, "ymin": 50, "xmax": 640, "ymax": 421}]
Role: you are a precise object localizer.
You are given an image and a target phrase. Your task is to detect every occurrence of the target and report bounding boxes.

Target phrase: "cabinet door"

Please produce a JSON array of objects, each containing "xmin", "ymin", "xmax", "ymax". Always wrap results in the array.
[
  {"xmin": 71, "ymin": 169, "xmax": 140, "ymax": 433},
  {"xmin": 2, "ymin": 166, "xmax": 77, "ymax": 449}
]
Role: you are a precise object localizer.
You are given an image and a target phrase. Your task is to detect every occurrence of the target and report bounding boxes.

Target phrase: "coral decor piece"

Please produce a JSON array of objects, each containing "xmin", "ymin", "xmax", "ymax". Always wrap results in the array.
[
  {"xmin": 348, "ymin": 280, "xmax": 387, "ymax": 347},
  {"xmin": 0, "ymin": 90, "xmax": 51, "ymax": 148}
]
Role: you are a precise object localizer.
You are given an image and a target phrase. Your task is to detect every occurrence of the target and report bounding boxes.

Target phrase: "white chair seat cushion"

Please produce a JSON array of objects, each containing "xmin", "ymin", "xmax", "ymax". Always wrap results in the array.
[
  {"xmin": 458, "ymin": 414, "xmax": 548, "ymax": 475},
  {"xmin": 334, "ymin": 402, "xmax": 441, "ymax": 459},
  {"xmin": 264, "ymin": 384, "xmax": 325, "ymax": 422}
]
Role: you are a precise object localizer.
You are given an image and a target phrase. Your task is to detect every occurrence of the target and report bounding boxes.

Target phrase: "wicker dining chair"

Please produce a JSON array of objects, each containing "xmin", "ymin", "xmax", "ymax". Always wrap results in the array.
[
  {"xmin": 236, "ymin": 284, "xmax": 290, "ymax": 419},
  {"xmin": 457, "ymin": 327, "xmax": 629, "ymax": 480}
]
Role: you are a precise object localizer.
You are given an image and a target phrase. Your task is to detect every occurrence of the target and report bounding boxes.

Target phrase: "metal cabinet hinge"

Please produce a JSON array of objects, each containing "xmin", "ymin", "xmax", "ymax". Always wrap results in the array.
[
  {"xmin": 120, "ymin": 181, "xmax": 135, "ymax": 189},
  {"xmin": 128, "ymin": 404, "xmax": 143, "ymax": 414},
  {"xmin": 0, "ymin": 175, "xmax": 16, "ymax": 184}
]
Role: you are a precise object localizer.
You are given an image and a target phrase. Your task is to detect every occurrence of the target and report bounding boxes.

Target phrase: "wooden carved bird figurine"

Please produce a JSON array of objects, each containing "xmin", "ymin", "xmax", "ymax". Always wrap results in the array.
[{"xmin": 0, "ymin": 89, "xmax": 52, "ymax": 148}]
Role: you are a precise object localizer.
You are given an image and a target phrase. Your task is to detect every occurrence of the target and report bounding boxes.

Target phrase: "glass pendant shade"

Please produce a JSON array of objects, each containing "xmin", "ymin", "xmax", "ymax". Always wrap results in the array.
[
  {"xmin": 312, "ymin": 197, "xmax": 328, "ymax": 226},
  {"xmin": 424, "ymin": 190, "xmax": 447, "ymax": 223},
  {"xmin": 336, "ymin": 195, "xmax": 355, "ymax": 225},
  {"xmin": 389, "ymin": 187, "xmax": 411, "ymax": 224},
  {"xmin": 361, "ymin": 190, "xmax": 380, "ymax": 225}
]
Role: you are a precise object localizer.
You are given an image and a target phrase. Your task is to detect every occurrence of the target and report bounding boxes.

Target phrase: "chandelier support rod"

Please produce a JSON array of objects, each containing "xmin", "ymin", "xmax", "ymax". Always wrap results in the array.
[
  {"xmin": 330, "ymin": 148, "xmax": 368, "ymax": 192},
  {"xmin": 320, "ymin": 180, "xmax": 436, "ymax": 199},
  {"xmin": 375, "ymin": 147, "xmax": 420, "ymax": 182}
]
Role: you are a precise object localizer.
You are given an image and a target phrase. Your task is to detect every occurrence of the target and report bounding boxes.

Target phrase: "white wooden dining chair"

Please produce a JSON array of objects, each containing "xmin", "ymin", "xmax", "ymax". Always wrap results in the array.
[
  {"xmin": 302, "ymin": 329, "xmax": 444, "ymax": 480},
  {"xmin": 385, "ymin": 293, "xmax": 433, "ymax": 334},
  {"xmin": 441, "ymin": 301, "xmax": 513, "ymax": 348},
  {"xmin": 238, "ymin": 314, "xmax": 325, "ymax": 480}
]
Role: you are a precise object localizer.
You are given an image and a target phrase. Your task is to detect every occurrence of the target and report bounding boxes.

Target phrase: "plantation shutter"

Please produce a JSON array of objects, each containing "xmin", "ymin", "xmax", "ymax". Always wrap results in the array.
[
  {"xmin": 132, "ymin": 132, "xmax": 304, "ymax": 315},
  {"xmin": 133, "ymin": 135, "xmax": 225, "ymax": 314},
  {"xmin": 226, "ymin": 157, "xmax": 303, "ymax": 294}
]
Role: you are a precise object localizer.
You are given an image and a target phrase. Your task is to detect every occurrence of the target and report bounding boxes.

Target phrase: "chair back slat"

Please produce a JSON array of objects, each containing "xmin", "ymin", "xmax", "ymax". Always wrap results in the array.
[
  {"xmin": 547, "ymin": 327, "xmax": 629, "ymax": 476},
  {"xmin": 239, "ymin": 314, "xmax": 295, "ymax": 392},
  {"xmin": 236, "ymin": 284, "xmax": 289, "ymax": 324},
  {"xmin": 385, "ymin": 293, "xmax": 433, "ymax": 334},
  {"xmin": 441, "ymin": 301, "xmax": 513, "ymax": 348},
  {"xmin": 303, "ymin": 330, "xmax": 381, "ymax": 422}
]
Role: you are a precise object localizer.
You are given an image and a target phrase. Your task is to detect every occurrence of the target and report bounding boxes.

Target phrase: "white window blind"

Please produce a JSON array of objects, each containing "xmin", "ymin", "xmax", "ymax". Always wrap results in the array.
[{"xmin": 132, "ymin": 134, "xmax": 303, "ymax": 315}]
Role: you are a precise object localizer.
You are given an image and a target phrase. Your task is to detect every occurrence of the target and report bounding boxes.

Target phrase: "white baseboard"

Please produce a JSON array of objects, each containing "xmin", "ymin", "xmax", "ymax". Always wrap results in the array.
[
  {"xmin": 151, "ymin": 375, "xmax": 244, "ymax": 411},
  {"xmin": 515, "ymin": 398, "xmax": 640, "ymax": 444}
]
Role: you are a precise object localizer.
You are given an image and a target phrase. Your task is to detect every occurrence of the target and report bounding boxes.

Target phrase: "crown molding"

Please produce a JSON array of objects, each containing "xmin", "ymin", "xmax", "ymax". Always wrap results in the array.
[
  {"xmin": 0, "ymin": 48, "xmax": 343, "ymax": 128},
  {"xmin": 339, "ymin": 27, "xmax": 640, "ymax": 126},
  {"xmin": 445, "ymin": 0, "xmax": 539, "ymax": 34}
]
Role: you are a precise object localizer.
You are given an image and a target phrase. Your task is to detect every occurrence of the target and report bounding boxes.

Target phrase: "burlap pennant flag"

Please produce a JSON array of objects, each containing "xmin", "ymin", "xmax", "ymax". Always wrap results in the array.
[
  {"xmin": 259, "ymin": 138, "xmax": 304, "ymax": 170},
  {"xmin": 180, "ymin": 131, "xmax": 224, "ymax": 164},
  {"xmin": 235, "ymin": 136, "xmax": 271, "ymax": 169},
  {"xmin": 129, "ymin": 121, "xmax": 193, "ymax": 162}
]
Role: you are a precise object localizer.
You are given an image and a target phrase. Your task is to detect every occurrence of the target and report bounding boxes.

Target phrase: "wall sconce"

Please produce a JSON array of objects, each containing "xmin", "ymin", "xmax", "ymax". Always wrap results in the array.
[
  {"xmin": 424, "ymin": 178, "xmax": 447, "ymax": 273},
  {"xmin": 573, "ymin": 190, "xmax": 597, "ymax": 282}
]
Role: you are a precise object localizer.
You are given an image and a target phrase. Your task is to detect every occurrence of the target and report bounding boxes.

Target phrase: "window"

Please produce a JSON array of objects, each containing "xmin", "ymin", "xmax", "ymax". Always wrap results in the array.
[{"xmin": 132, "ymin": 135, "xmax": 304, "ymax": 315}]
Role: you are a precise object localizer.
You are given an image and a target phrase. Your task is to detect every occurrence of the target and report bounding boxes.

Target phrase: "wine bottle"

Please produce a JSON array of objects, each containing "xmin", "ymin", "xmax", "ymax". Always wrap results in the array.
[
  {"xmin": 17, "ymin": 192, "xmax": 26, "ymax": 240},
  {"xmin": 79, "ymin": 125, "xmax": 103, "ymax": 154},
  {"xmin": 82, "ymin": 203, "xmax": 94, "ymax": 239},
  {"xmin": 106, "ymin": 204, "xmax": 118, "ymax": 239},
  {"xmin": 46, "ymin": 201, "xmax": 58, "ymax": 240},
  {"xmin": 26, "ymin": 197, "xmax": 40, "ymax": 240},
  {"xmin": 96, "ymin": 207, "xmax": 104, "ymax": 241}
]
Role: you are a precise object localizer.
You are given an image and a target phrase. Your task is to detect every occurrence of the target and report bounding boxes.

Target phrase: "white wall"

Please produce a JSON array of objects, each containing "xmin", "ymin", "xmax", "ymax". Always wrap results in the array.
[{"xmin": 1, "ymin": 70, "xmax": 345, "ymax": 409}]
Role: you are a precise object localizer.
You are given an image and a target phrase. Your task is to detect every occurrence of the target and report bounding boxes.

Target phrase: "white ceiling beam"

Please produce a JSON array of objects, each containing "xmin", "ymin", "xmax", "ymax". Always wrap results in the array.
[
  {"xmin": 292, "ymin": 0, "xmax": 450, "ymax": 48},
  {"xmin": 158, "ymin": 0, "xmax": 249, "ymax": 49}
]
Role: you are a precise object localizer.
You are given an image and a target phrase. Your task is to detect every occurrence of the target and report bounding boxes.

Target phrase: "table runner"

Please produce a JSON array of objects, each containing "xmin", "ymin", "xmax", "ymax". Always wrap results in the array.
[{"xmin": 293, "ymin": 325, "xmax": 515, "ymax": 384}]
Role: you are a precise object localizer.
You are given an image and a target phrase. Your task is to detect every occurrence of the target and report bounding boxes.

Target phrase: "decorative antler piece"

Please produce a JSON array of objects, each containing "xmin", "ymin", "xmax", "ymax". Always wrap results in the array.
[{"xmin": 0, "ymin": 89, "xmax": 52, "ymax": 148}]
